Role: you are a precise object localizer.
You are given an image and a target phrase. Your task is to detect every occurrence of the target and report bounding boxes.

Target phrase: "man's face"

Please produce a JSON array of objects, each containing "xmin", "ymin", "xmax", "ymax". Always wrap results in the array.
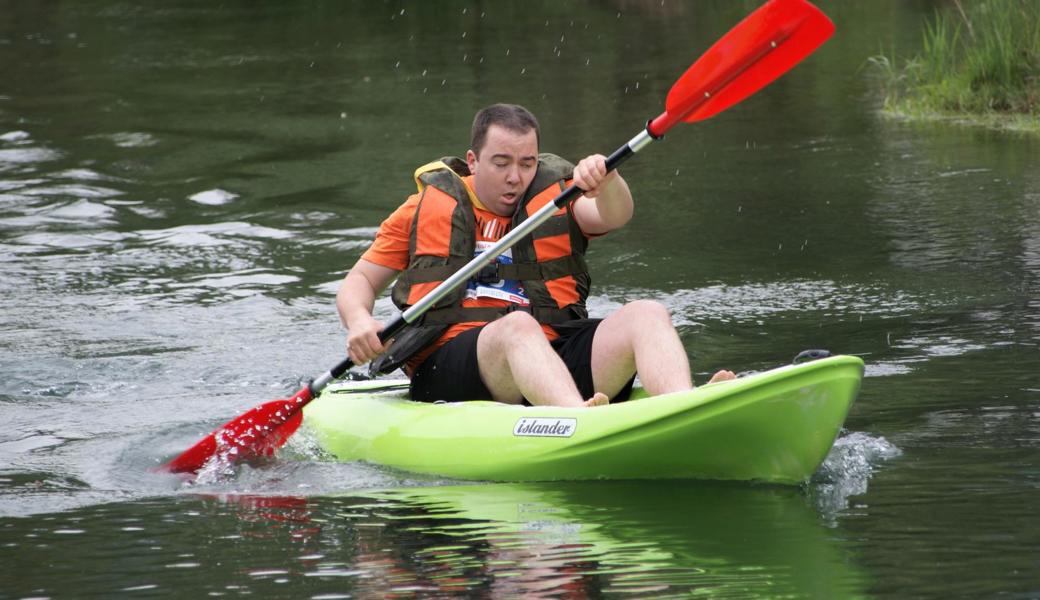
[{"xmin": 466, "ymin": 124, "xmax": 538, "ymax": 217}]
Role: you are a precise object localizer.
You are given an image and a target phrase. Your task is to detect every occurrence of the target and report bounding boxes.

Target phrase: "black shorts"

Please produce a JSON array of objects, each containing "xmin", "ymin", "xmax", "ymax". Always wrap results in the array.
[{"xmin": 409, "ymin": 318, "xmax": 635, "ymax": 404}]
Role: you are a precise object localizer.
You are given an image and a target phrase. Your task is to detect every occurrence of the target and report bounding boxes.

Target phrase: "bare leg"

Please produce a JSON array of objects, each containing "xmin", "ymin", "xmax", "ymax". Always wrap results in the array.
[
  {"xmin": 591, "ymin": 300, "xmax": 737, "ymax": 395},
  {"xmin": 590, "ymin": 300, "xmax": 693, "ymax": 397},
  {"xmin": 477, "ymin": 312, "xmax": 606, "ymax": 407}
]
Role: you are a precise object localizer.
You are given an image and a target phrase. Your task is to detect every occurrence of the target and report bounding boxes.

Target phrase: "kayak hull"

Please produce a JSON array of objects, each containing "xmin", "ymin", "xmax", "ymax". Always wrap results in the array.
[{"xmin": 303, "ymin": 355, "xmax": 863, "ymax": 484}]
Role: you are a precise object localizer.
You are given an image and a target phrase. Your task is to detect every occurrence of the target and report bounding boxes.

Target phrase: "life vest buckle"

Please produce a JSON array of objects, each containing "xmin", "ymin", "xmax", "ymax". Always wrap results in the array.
[{"xmin": 474, "ymin": 263, "xmax": 500, "ymax": 285}]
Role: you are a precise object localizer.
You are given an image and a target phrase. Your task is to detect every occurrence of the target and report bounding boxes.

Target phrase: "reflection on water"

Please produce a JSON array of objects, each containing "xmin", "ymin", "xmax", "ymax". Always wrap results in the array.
[{"xmin": 1, "ymin": 481, "xmax": 870, "ymax": 599}]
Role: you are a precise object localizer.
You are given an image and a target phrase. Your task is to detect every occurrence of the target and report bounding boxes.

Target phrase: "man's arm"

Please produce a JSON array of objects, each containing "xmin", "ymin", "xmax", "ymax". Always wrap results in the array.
[
  {"xmin": 337, "ymin": 259, "xmax": 400, "ymax": 365},
  {"xmin": 569, "ymin": 154, "xmax": 634, "ymax": 235}
]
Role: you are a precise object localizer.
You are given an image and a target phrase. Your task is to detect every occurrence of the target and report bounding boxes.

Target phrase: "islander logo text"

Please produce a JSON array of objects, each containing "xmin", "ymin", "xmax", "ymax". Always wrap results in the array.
[{"xmin": 513, "ymin": 417, "xmax": 577, "ymax": 438}]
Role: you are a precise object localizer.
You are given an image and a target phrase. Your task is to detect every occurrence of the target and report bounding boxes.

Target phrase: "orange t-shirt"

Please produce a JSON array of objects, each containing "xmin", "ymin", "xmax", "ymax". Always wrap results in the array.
[{"xmin": 361, "ymin": 176, "xmax": 563, "ymax": 373}]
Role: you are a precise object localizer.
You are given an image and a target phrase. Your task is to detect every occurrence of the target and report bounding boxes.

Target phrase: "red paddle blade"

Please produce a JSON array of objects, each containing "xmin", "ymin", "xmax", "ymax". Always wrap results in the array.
[
  {"xmin": 649, "ymin": 0, "xmax": 834, "ymax": 136},
  {"xmin": 161, "ymin": 388, "xmax": 311, "ymax": 474}
]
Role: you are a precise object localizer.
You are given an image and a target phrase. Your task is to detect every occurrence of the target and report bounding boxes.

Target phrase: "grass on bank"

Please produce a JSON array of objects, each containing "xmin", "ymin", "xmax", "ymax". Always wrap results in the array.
[{"xmin": 869, "ymin": 0, "xmax": 1040, "ymax": 132}]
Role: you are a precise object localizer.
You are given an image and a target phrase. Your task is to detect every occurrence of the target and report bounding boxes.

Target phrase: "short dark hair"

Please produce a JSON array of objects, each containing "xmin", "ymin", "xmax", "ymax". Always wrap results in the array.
[{"xmin": 470, "ymin": 104, "xmax": 540, "ymax": 157}]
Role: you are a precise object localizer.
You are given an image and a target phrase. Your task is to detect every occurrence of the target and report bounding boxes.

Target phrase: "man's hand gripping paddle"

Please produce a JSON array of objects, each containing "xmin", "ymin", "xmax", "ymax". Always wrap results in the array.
[{"xmin": 161, "ymin": 0, "xmax": 834, "ymax": 475}]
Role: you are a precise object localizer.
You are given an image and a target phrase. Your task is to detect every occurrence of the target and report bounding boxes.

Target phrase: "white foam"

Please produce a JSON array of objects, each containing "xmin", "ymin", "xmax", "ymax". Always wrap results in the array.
[{"xmin": 188, "ymin": 189, "xmax": 239, "ymax": 206}]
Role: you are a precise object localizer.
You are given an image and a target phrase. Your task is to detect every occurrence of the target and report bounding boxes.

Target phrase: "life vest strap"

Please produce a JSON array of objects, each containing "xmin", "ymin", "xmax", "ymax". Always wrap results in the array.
[
  {"xmin": 396, "ymin": 259, "xmax": 469, "ymax": 285},
  {"xmin": 400, "ymin": 254, "xmax": 588, "ymax": 286},
  {"xmin": 488, "ymin": 255, "xmax": 588, "ymax": 282},
  {"xmin": 527, "ymin": 213, "xmax": 571, "ymax": 240},
  {"xmin": 418, "ymin": 305, "xmax": 579, "ymax": 325}
]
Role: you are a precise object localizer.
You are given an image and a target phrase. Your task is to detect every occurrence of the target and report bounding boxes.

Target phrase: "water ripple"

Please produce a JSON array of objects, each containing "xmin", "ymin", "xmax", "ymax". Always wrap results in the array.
[
  {"xmin": 0, "ymin": 147, "xmax": 62, "ymax": 171},
  {"xmin": 188, "ymin": 188, "xmax": 238, "ymax": 206},
  {"xmin": 169, "ymin": 269, "xmax": 300, "ymax": 294},
  {"xmin": 95, "ymin": 132, "xmax": 160, "ymax": 148},
  {"xmin": 137, "ymin": 221, "xmax": 294, "ymax": 246},
  {"xmin": 0, "ymin": 130, "xmax": 31, "ymax": 143},
  {"xmin": 604, "ymin": 279, "xmax": 925, "ymax": 326},
  {"xmin": 22, "ymin": 184, "xmax": 124, "ymax": 199}
]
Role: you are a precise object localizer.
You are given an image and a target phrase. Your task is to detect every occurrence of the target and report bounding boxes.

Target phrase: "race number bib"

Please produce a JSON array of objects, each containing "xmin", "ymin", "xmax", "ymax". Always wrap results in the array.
[{"xmin": 466, "ymin": 241, "xmax": 530, "ymax": 306}]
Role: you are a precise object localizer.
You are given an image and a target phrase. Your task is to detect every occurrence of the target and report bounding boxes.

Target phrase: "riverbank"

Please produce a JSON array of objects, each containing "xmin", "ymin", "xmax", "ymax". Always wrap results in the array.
[{"xmin": 871, "ymin": 0, "xmax": 1039, "ymax": 133}]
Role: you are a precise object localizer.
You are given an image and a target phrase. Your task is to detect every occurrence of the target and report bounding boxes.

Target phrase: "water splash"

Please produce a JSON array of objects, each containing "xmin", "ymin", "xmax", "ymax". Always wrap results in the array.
[{"xmin": 808, "ymin": 432, "xmax": 901, "ymax": 517}]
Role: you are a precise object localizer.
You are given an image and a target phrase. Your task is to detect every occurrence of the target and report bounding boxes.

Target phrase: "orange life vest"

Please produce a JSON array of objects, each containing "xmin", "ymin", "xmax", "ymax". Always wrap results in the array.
[{"xmin": 370, "ymin": 154, "xmax": 590, "ymax": 375}]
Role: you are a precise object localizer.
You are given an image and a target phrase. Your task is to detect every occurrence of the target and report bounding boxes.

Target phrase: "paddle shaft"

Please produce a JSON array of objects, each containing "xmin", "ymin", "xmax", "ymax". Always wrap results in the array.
[{"xmin": 313, "ymin": 128, "xmax": 658, "ymax": 393}]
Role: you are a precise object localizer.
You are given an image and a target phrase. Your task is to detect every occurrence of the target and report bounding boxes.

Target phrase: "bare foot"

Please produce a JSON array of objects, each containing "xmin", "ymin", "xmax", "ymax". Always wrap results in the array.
[
  {"xmin": 582, "ymin": 392, "xmax": 609, "ymax": 407},
  {"xmin": 707, "ymin": 370, "xmax": 736, "ymax": 384}
]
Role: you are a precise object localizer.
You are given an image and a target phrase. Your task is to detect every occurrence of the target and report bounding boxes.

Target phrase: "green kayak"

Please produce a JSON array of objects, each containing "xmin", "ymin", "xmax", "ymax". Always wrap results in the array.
[{"xmin": 303, "ymin": 354, "xmax": 863, "ymax": 484}]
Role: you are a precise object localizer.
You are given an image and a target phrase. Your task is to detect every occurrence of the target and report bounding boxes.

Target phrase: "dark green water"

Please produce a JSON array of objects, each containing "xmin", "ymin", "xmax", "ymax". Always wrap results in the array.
[{"xmin": 2, "ymin": 1, "xmax": 1038, "ymax": 597}]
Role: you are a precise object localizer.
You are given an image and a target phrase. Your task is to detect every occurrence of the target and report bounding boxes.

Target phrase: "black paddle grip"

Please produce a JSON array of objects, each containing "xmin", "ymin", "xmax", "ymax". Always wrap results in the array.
[
  {"xmin": 553, "ymin": 141, "xmax": 637, "ymax": 209},
  {"xmin": 328, "ymin": 315, "xmax": 408, "ymax": 380}
]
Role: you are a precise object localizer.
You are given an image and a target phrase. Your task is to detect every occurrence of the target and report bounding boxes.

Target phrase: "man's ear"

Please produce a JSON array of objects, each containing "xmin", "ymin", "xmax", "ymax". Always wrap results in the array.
[{"xmin": 466, "ymin": 149, "xmax": 477, "ymax": 174}]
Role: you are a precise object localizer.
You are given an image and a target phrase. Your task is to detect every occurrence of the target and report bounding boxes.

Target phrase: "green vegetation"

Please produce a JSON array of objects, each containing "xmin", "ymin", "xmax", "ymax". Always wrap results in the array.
[{"xmin": 870, "ymin": 0, "xmax": 1039, "ymax": 131}]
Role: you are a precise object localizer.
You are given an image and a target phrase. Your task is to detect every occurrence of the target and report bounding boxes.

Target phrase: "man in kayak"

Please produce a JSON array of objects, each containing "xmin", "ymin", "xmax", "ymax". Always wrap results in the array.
[{"xmin": 338, "ymin": 103, "xmax": 733, "ymax": 408}]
